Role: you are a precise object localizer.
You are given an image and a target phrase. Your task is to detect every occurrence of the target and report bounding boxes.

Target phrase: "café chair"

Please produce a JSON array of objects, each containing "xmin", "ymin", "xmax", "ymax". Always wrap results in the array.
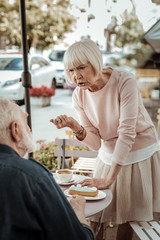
[
  {"xmin": 130, "ymin": 221, "xmax": 160, "ymax": 240},
  {"xmin": 54, "ymin": 138, "xmax": 98, "ymax": 174},
  {"xmin": 129, "ymin": 109, "xmax": 160, "ymax": 239}
]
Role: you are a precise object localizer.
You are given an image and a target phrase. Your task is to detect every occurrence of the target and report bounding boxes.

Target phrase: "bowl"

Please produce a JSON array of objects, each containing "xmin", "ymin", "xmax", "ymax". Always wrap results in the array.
[{"xmin": 56, "ymin": 169, "xmax": 73, "ymax": 183}]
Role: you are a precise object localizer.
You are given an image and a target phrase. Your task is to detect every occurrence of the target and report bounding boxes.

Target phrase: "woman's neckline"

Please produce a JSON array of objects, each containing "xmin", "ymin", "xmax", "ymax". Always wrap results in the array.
[{"xmin": 87, "ymin": 68, "xmax": 114, "ymax": 94}]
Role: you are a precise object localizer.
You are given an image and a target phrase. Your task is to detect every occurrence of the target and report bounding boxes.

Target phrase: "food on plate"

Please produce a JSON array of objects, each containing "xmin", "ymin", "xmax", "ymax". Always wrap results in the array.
[
  {"xmin": 68, "ymin": 184, "xmax": 98, "ymax": 197},
  {"xmin": 57, "ymin": 170, "xmax": 72, "ymax": 174}
]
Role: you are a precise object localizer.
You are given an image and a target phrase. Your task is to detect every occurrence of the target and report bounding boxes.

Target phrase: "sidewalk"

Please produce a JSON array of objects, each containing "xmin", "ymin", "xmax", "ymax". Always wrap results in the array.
[{"xmin": 21, "ymin": 89, "xmax": 78, "ymax": 144}]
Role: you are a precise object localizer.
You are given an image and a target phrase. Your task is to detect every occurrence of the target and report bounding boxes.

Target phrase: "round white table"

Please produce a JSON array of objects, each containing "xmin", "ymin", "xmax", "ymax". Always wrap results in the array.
[{"xmin": 59, "ymin": 174, "xmax": 113, "ymax": 218}]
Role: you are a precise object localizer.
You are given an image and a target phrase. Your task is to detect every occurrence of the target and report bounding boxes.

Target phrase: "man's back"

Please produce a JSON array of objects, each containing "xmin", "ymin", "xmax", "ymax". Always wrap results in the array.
[{"xmin": 0, "ymin": 144, "xmax": 93, "ymax": 240}]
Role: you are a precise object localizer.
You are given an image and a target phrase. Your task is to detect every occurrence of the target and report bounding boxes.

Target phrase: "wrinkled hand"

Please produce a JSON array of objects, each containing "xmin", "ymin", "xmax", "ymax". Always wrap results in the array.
[
  {"xmin": 68, "ymin": 195, "xmax": 87, "ymax": 224},
  {"xmin": 80, "ymin": 178, "xmax": 111, "ymax": 190},
  {"xmin": 69, "ymin": 195, "xmax": 86, "ymax": 212},
  {"xmin": 50, "ymin": 114, "xmax": 79, "ymax": 130}
]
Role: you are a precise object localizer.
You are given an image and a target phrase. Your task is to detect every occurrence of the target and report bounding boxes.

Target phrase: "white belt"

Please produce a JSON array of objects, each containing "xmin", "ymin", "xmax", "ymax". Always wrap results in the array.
[{"xmin": 98, "ymin": 142, "xmax": 160, "ymax": 166}]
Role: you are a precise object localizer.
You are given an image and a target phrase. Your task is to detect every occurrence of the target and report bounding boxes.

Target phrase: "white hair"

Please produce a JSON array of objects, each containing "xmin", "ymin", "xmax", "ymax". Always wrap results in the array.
[
  {"xmin": 17, "ymin": 124, "xmax": 36, "ymax": 154},
  {"xmin": 0, "ymin": 98, "xmax": 22, "ymax": 142},
  {"xmin": 63, "ymin": 39, "xmax": 103, "ymax": 83}
]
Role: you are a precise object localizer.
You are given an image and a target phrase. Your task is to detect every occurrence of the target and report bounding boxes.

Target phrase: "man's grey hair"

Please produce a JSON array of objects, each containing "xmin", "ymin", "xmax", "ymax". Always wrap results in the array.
[
  {"xmin": 0, "ymin": 98, "xmax": 22, "ymax": 142},
  {"xmin": 63, "ymin": 39, "xmax": 103, "ymax": 83}
]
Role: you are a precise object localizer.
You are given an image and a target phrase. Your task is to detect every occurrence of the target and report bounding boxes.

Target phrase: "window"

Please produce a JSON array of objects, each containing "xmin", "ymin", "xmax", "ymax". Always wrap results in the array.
[
  {"xmin": 0, "ymin": 57, "xmax": 23, "ymax": 71},
  {"xmin": 30, "ymin": 57, "xmax": 49, "ymax": 69},
  {"xmin": 49, "ymin": 50, "xmax": 65, "ymax": 61}
]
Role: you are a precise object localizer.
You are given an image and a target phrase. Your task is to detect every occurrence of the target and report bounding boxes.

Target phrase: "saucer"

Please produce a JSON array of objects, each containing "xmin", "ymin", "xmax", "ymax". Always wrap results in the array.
[{"xmin": 53, "ymin": 174, "xmax": 79, "ymax": 185}]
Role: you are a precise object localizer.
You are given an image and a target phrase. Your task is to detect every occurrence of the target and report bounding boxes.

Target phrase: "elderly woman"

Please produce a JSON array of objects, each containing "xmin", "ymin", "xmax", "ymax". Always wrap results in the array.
[{"xmin": 50, "ymin": 39, "xmax": 160, "ymax": 240}]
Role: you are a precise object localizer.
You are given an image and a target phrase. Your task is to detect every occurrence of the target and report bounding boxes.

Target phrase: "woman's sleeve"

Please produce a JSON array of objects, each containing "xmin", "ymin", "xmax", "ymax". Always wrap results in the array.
[
  {"xmin": 112, "ymin": 74, "xmax": 138, "ymax": 165},
  {"xmin": 72, "ymin": 91, "xmax": 101, "ymax": 150}
]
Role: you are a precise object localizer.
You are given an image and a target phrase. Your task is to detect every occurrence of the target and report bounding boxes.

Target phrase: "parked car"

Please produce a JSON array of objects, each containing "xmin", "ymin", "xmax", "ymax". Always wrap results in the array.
[
  {"xmin": 60, "ymin": 70, "xmax": 76, "ymax": 91},
  {"xmin": 0, "ymin": 53, "xmax": 56, "ymax": 103},
  {"xmin": 63, "ymin": 80, "xmax": 77, "ymax": 91},
  {"xmin": 48, "ymin": 49, "xmax": 66, "ymax": 87}
]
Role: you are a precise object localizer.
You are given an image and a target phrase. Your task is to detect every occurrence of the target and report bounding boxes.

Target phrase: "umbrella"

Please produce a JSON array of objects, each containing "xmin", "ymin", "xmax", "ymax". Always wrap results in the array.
[{"xmin": 19, "ymin": 0, "xmax": 33, "ymax": 157}]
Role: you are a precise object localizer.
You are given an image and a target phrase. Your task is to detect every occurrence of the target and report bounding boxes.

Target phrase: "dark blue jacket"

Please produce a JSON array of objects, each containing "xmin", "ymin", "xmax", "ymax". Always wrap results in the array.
[{"xmin": 0, "ymin": 144, "xmax": 94, "ymax": 240}]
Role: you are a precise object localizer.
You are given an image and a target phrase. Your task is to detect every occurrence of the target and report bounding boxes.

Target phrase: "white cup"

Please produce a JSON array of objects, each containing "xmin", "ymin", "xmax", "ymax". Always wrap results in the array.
[{"xmin": 56, "ymin": 169, "xmax": 73, "ymax": 183}]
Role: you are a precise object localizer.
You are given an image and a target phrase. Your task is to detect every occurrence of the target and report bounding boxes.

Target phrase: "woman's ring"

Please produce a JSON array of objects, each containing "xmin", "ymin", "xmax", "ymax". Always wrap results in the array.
[{"xmin": 56, "ymin": 118, "xmax": 62, "ymax": 123}]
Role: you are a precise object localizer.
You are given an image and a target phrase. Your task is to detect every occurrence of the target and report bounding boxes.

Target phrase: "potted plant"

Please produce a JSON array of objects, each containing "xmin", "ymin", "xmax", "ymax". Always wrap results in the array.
[
  {"xmin": 34, "ymin": 139, "xmax": 91, "ymax": 171},
  {"xmin": 34, "ymin": 140, "xmax": 58, "ymax": 170},
  {"xmin": 30, "ymin": 86, "xmax": 55, "ymax": 107}
]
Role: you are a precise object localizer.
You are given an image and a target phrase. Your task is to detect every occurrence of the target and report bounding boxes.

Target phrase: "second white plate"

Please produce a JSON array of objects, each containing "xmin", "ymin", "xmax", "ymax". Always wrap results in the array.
[{"xmin": 64, "ymin": 189, "xmax": 106, "ymax": 200}]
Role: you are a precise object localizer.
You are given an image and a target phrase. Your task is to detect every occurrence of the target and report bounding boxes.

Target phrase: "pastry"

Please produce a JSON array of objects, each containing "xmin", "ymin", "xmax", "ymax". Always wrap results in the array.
[{"xmin": 68, "ymin": 184, "xmax": 98, "ymax": 197}]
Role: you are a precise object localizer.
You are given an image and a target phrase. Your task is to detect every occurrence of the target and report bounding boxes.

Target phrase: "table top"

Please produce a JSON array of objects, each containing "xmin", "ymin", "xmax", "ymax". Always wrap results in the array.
[{"xmin": 58, "ymin": 174, "xmax": 113, "ymax": 218}]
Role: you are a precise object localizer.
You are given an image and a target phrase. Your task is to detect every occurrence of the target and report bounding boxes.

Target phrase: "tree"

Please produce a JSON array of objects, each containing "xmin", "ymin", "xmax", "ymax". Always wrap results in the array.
[
  {"xmin": 115, "ymin": 9, "xmax": 144, "ymax": 48},
  {"xmin": 0, "ymin": 0, "xmax": 76, "ymax": 51},
  {"xmin": 109, "ymin": 0, "xmax": 151, "ymax": 66}
]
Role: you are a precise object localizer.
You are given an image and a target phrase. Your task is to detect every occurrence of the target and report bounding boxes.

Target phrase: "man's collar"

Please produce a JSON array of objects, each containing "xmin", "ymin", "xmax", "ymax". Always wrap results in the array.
[{"xmin": 0, "ymin": 144, "xmax": 21, "ymax": 158}]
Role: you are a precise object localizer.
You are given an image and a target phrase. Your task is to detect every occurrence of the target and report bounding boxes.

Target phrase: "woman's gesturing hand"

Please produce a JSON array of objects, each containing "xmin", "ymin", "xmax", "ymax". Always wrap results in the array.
[{"xmin": 50, "ymin": 115, "xmax": 79, "ymax": 130}]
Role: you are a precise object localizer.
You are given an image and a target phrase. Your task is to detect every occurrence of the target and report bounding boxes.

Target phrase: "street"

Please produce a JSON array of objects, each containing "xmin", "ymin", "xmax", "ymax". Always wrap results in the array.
[{"xmin": 21, "ymin": 88, "xmax": 78, "ymax": 145}]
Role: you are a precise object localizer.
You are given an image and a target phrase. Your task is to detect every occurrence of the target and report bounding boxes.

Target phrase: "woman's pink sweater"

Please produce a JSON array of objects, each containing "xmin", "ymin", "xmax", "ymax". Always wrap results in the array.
[{"xmin": 72, "ymin": 69, "xmax": 159, "ymax": 165}]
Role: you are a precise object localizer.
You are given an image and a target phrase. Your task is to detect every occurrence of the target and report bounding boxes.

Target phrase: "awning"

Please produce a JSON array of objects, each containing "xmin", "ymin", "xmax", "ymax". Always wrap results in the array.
[
  {"xmin": 152, "ymin": 0, "xmax": 160, "ymax": 4},
  {"xmin": 143, "ymin": 19, "xmax": 160, "ymax": 53}
]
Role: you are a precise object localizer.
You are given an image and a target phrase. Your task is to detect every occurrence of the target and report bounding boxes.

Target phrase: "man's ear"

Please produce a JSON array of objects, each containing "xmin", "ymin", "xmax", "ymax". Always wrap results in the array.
[{"xmin": 10, "ymin": 121, "xmax": 22, "ymax": 142}]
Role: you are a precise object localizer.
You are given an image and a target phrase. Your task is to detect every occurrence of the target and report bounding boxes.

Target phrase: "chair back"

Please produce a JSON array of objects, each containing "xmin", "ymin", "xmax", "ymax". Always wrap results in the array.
[{"xmin": 54, "ymin": 138, "xmax": 98, "ymax": 169}]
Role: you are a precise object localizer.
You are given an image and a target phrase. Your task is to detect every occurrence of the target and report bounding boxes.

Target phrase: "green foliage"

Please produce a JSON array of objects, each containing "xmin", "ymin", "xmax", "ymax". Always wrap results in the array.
[
  {"xmin": 109, "ymin": 1, "xmax": 151, "ymax": 66},
  {"xmin": 125, "ymin": 45, "xmax": 152, "ymax": 67},
  {"xmin": 114, "ymin": 9, "xmax": 144, "ymax": 48},
  {"xmin": 34, "ymin": 140, "xmax": 90, "ymax": 170},
  {"xmin": 0, "ymin": 0, "xmax": 76, "ymax": 50},
  {"xmin": 34, "ymin": 141, "xmax": 58, "ymax": 170}
]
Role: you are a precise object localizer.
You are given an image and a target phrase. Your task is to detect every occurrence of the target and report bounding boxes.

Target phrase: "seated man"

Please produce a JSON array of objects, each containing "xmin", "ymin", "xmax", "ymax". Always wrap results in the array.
[{"xmin": 0, "ymin": 98, "xmax": 94, "ymax": 240}]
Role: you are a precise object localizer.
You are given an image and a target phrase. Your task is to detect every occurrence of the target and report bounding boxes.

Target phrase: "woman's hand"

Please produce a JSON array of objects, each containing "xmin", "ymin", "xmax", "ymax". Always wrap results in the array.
[
  {"xmin": 50, "ymin": 114, "xmax": 86, "ymax": 140},
  {"xmin": 80, "ymin": 177, "xmax": 113, "ymax": 190},
  {"xmin": 80, "ymin": 162, "xmax": 122, "ymax": 190},
  {"xmin": 50, "ymin": 114, "xmax": 80, "ymax": 131}
]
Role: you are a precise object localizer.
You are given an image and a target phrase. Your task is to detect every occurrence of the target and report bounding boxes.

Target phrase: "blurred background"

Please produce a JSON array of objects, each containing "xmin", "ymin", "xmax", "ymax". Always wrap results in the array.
[{"xmin": 1, "ymin": 2, "xmax": 160, "ymax": 237}]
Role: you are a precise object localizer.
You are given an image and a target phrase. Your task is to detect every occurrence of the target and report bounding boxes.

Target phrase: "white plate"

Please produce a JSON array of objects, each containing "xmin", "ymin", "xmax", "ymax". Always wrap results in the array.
[
  {"xmin": 64, "ymin": 189, "xmax": 106, "ymax": 200},
  {"xmin": 53, "ymin": 174, "xmax": 79, "ymax": 185}
]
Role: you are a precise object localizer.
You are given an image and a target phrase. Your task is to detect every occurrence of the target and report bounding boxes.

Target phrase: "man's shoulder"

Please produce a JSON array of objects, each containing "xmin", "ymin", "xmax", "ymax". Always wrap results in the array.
[
  {"xmin": 27, "ymin": 157, "xmax": 50, "ymax": 173},
  {"xmin": 18, "ymin": 157, "xmax": 51, "ymax": 179},
  {"xmin": 0, "ymin": 151, "xmax": 51, "ymax": 181}
]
